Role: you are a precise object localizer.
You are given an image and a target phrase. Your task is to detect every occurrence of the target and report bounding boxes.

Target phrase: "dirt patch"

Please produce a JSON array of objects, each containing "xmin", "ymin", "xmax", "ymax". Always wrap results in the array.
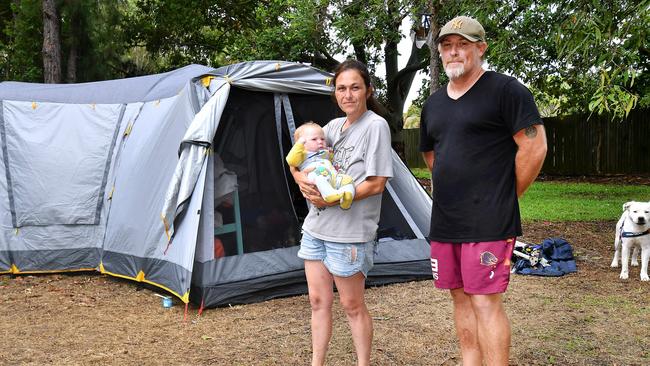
[{"xmin": 1, "ymin": 221, "xmax": 649, "ymax": 365}]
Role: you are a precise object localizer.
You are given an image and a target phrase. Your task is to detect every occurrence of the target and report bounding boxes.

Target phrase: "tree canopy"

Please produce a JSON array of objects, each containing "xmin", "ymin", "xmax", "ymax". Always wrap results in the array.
[
  {"xmin": 0, "ymin": 0, "xmax": 647, "ymax": 126},
  {"xmin": 459, "ymin": 0, "xmax": 649, "ymax": 120}
]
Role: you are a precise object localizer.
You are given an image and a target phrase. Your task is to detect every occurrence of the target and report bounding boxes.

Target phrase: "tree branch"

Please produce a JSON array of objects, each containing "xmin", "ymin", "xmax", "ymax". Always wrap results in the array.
[
  {"xmin": 499, "ymin": 3, "xmax": 527, "ymax": 29},
  {"xmin": 395, "ymin": 59, "xmax": 429, "ymax": 80},
  {"xmin": 353, "ymin": 41, "xmax": 368, "ymax": 65}
]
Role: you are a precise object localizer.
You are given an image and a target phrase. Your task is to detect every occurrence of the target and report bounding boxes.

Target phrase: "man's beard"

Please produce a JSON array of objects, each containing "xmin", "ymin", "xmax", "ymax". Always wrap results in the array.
[{"xmin": 444, "ymin": 63, "xmax": 465, "ymax": 80}]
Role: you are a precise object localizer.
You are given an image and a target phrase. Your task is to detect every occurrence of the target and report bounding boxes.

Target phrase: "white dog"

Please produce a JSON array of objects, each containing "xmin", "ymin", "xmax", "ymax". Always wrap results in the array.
[{"xmin": 610, "ymin": 201, "xmax": 650, "ymax": 281}]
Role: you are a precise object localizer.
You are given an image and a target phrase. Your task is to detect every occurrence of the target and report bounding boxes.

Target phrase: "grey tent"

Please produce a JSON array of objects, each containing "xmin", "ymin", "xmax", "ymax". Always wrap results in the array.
[{"xmin": 0, "ymin": 61, "xmax": 432, "ymax": 308}]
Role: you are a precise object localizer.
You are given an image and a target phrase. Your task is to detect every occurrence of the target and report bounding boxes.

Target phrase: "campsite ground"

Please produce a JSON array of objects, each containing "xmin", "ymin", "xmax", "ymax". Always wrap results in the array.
[{"xmin": 2, "ymin": 179, "xmax": 650, "ymax": 365}]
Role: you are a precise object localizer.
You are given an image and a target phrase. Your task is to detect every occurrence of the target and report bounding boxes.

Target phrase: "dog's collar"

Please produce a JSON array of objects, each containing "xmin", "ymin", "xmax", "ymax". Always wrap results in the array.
[{"xmin": 621, "ymin": 229, "xmax": 650, "ymax": 238}]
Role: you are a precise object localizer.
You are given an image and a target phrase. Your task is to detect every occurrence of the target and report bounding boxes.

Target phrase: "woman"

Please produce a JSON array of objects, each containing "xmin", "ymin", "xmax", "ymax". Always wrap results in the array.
[{"xmin": 290, "ymin": 59, "xmax": 393, "ymax": 366}]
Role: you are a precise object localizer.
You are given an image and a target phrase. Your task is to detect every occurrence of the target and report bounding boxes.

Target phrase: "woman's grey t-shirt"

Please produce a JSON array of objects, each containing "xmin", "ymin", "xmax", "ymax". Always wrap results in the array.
[{"xmin": 302, "ymin": 110, "xmax": 393, "ymax": 243}]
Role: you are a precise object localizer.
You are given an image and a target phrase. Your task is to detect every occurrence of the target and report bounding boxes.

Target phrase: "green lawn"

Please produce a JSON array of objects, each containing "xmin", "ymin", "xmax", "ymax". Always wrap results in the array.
[
  {"xmin": 520, "ymin": 182, "xmax": 650, "ymax": 222},
  {"xmin": 410, "ymin": 167, "xmax": 430, "ymax": 180},
  {"xmin": 410, "ymin": 168, "xmax": 650, "ymax": 222}
]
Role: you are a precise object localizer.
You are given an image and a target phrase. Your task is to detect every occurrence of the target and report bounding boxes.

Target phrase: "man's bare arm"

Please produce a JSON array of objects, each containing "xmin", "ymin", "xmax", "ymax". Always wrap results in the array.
[
  {"xmin": 422, "ymin": 151, "xmax": 435, "ymax": 172},
  {"xmin": 513, "ymin": 124, "xmax": 547, "ymax": 197}
]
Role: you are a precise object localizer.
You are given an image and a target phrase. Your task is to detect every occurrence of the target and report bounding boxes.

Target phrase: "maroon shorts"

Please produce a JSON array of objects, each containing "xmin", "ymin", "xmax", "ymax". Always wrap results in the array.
[{"xmin": 430, "ymin": 238, "xmax": 515, "ymax": 295}]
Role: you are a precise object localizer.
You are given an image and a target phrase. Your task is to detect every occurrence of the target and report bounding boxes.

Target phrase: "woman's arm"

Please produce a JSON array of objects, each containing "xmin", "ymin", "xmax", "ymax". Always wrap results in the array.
[
  {"xmin": 292, "ymin": 165, "xmax": 388, "ymax": 208},
  {"xmin": 353, "ymin": 176, "xmax": 388, "ymax": 201},
  {"xmin": 306, "ymin": 175, "xmax": 389, "ymax": 208},
  {"xmin": 289, "ymin": 165, "xmax": 321, "ymax": 200}
]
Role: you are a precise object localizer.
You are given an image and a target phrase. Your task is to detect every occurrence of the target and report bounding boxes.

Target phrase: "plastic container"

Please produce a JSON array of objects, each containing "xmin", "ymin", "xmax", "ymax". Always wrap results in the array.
[{"xmin": 161, "ymin": 296, "xmax": 173, "ymax": 308}]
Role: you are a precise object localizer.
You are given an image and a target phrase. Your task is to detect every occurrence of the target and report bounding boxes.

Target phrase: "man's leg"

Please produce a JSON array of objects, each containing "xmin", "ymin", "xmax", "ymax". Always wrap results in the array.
[
  {"xmin": 458, "ymin": 239, "xmax": 514, "ymax": 365},
  {"xmin": 470, "ymin": 293, "xmax": 511, "ymax": 366},
  {"xmin": 450, "ymin": 288, "xmax": 482, "ymax": 365},
  {"xmin": 334, "ymin": 272, "xmax": 372, "ymax": 366},
  {"xmin": 304, "ymin": 260, "xmax": 335, "ymax": 366}
]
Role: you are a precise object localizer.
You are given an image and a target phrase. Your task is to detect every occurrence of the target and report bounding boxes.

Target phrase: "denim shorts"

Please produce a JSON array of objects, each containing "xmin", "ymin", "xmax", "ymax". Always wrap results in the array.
[{"xmin": 298, "ymin": 231, "xmax": 375, "ymax": 277}]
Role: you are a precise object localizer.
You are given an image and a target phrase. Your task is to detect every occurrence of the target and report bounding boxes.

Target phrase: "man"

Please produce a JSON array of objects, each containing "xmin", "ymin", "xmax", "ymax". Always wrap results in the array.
[{"xmin": 419, "ymin": 16, "xmax": 547, "ymax": 365}]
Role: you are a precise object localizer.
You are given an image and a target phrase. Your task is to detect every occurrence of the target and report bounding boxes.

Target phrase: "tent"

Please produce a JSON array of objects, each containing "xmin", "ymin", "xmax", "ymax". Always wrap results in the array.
[{"xmin": 0, "ymin": 61, "xmax": 432, "ymax": 308}]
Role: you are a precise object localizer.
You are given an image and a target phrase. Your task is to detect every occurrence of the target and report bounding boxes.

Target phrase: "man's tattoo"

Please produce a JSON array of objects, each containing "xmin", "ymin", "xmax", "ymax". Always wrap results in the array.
[{"xmin": 524, "ymin": 126, "xmax": 538, "ymax": 139}]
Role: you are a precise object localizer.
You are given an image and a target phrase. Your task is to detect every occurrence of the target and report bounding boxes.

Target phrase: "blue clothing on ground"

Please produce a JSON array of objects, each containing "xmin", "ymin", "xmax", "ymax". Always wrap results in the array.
[{"xmin": 513, "ymin": 237, "xmax": 577, "ymax": 277}]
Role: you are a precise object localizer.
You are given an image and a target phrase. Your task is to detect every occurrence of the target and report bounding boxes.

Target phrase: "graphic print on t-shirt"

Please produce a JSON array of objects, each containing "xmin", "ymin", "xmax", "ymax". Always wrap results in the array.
[{"xmin": 333, "ymin": 146, "xmax": 354, "ymax": 172}]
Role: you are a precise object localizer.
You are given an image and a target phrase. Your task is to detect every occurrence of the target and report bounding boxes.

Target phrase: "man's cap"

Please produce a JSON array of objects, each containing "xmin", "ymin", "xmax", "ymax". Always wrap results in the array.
[{"xmin": 436, "ymin": 16, "xmax": 485, "ymax": 43}]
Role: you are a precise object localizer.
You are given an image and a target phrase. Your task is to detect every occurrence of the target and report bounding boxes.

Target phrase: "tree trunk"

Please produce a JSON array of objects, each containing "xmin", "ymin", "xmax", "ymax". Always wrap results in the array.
[
  {"xmin": 384, "ymin": 40, "xmax": 400, "ymax": 132},
  {"xmin": 383, "ymin": 3, "xmax": 430, "ymax": 161},
  {"xmin": 42, "ymin": 0, "xmax": 62, "ymax": 83},
  {"xmin": 66, "ymin": 44, "xmax": 77, "ymax": 83},
  {"xmin": 386, "ymin": 43, "xmax": 427, "ymax": 133},
  {"xmin": 383, "ymin": 1, "xmax": 429, "ymax": 135},
  {"xmin": 595, "ymin": 120, "xmax": 602, "ymax": 174},
  {"xmin": 428, "ymin": 1, "xmax": 442, "ymax": 95},
  {"xmin": 352, "ymin": 42, "xmax": 368, "ymax": 66},
  {"xmin": 65, "ymin": 0, "xmax": 81, "ymax": 83}
]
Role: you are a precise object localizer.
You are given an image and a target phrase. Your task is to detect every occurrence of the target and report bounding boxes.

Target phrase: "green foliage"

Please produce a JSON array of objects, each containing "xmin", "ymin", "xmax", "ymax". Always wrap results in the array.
[
  {"xmin": 227, "ymin": 0, "xmax": 418, "ymax": 71},
  {"xmin": 227, "ymin": 0, "xmax": 429, "ymax": 132},
  {"xmin": 423, "ymin": 1, "xmax": 648, "ymax": 119},
  {"xmin": 79, "ymin": 1, "xmax": 132, "ymax": 80},
  {"xmin": 554, "ymin": 0, "xmax": 648, "ymax": 119},
  {"xmin": 1, "ymin": 0, "xmax": 42, "ymax": 81},
  {"xmin": 520, "ymin": 182, "xmax": 650, "ymax": 222},
  {"xmin": 0, "ymin": 0, "xmax": 645, "ymax": 122},
  {"xmin": 226, "ymin": 1, "xmax": 338, "ymax": 66},
  {"xmin": 0, "ymin": 1, "xmax": 133, "ymax": 82},
  {"xmin": 403, "ymin": 103, "xmax": 421, "ymax": 128},
  {"xmin": 124, "ymin": 0, "xmax": 262, "ymax": 70},
  {"xmin": 59, "ymin": 1, "xmax": 129, "ymax": 81}
]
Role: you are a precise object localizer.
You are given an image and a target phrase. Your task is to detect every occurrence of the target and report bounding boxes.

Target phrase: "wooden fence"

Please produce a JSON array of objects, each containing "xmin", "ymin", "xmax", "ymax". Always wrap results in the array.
[
  {"xmin": 401, "ymin": 108, "xmax": 650, "ymax": 175},
  {"xmin": 401, "ymin": 127, "xmax": 426, "ymax": 169}
]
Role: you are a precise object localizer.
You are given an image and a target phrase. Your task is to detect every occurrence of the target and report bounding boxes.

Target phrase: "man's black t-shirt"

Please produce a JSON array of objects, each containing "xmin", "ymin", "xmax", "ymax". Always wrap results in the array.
[{"xmin": 419, "ymin": 71, "xmax": 542, "ymax": 243}]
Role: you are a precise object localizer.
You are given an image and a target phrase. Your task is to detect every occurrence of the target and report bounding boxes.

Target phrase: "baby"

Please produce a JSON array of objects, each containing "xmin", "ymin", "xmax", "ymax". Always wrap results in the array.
[{"xmin": 286, "ymin": 122, "xmax": 355, "ymax": 209}]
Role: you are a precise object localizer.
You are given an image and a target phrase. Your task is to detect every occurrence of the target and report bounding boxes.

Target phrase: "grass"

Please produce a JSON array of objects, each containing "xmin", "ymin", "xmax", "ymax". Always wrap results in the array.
[
  {"xmin": 409, "ymin": 168, "xmax": 650, "ymax": 222},
  {"xmin": 410, "ymin": 167, "xmax": 430, "ymax": 180},
  {"xmin": 520, "ymin": 182, "xmax": 650, "ymax": 221}
]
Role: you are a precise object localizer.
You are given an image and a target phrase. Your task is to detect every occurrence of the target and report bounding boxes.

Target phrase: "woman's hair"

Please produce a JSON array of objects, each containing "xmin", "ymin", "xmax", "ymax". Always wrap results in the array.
[{"xmin": 333, "ymin": 59, "xmax": 388, "ymax": 117}]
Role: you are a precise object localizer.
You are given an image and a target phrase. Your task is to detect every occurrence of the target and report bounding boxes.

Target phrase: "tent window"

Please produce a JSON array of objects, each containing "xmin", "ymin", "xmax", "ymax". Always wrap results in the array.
[{"xmin": 1, "ymin": 101, "xmax": 123, "ymax": 227}]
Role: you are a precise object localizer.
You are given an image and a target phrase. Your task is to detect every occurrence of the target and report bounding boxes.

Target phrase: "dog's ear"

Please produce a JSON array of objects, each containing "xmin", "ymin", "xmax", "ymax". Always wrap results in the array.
[{"xmin": 623, "ymin": 201, "xmax": 632, "ymax": 211}]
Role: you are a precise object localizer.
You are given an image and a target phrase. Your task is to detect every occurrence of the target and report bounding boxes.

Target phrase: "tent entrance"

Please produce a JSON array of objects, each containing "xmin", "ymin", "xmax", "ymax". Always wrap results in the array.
[
  {"xmin": 211, "ymin": 88, "xmax": 300, "ymax": 256},
  {"xmin": 210, "ymin": 87, "xmax": 422, "ymax": 257}
]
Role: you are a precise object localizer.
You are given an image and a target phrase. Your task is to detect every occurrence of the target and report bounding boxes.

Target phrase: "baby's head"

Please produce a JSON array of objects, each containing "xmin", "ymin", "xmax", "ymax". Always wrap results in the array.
[{"xmin": 295, "ymin": 122, "xmax": 326, "ymax": 151}]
